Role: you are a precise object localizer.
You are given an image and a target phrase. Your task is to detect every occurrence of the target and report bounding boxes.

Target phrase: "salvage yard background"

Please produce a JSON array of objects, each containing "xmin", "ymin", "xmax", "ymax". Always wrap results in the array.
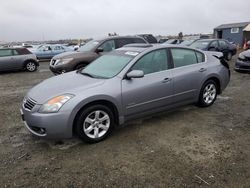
[{"xmin": 0, "ymin": 54, "xmax": 250, "ymax": 187}]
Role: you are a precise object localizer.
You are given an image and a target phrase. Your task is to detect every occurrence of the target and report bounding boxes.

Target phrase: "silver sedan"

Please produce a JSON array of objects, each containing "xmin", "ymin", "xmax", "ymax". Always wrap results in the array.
[{"xmin": 21, "ymin": 44, "xmax": 230, "ymax": 143}]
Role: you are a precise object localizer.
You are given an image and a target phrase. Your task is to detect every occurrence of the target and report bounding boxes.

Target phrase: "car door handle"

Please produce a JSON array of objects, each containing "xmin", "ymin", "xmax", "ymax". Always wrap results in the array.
[
  {"xmin": 162, "ymin": 78, "xmax": 172, "ymax": 83},
  {"xmin": 199, "ymin": 68, "xmax": 207, "ymax": 72}
]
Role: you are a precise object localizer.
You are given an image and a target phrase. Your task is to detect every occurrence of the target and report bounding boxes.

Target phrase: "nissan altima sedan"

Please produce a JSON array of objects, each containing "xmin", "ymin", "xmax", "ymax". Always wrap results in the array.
[{"xmin": 21, "ymin": 44, "xmax": 230, "ymax": 143}]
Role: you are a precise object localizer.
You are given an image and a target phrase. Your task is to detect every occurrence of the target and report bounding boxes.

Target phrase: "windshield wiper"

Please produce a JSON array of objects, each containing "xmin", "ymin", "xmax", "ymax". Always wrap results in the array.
[{"xmin": 79, "ymin": 71, "xmax": 94, "ymax": 78}]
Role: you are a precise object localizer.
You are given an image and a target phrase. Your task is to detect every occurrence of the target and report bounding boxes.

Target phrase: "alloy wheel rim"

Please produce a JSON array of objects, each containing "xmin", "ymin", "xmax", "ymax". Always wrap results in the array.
[
  {"xmin": 83, "ymin": 110, "xmax": 110, "ymax": 139},
  {"xmin": 203, "ymin": 83, "xmax": 216, "ymax": 104},
  {"xmin": 27, "ymin": 62, "xmax": 36, "ymax": 71}
]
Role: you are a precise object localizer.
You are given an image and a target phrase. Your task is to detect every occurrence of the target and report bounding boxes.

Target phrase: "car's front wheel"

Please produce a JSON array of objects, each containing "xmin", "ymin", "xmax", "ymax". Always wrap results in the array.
[
  {"xmin": 25, "ymin": 61, "xmax": 37, "ymax": 72},
  {"xmin": 75, "ymin": 105, "xmax": 114, "ymax": 143},
  {"xmin": 198, "ymin": 80, "xmax": 218, "ymax": 107}
]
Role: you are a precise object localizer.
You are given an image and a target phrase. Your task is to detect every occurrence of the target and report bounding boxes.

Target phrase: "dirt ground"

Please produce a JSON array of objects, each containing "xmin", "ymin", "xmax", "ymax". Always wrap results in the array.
[{"xmin": 0, "ymin": 55, "xmax": 250, "ymax": 188}]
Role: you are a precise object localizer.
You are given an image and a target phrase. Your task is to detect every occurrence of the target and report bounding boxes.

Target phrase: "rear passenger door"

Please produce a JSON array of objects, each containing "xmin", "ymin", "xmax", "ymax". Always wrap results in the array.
[{"xmin": 170, "ymin": 48, "xmax": 206, "ymax": 103}]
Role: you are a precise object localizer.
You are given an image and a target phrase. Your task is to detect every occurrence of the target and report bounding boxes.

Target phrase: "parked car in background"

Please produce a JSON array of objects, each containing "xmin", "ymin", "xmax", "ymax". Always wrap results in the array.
[
  {"xmin": 179, "ymin": 39, "xmax": 199, "ymax": 46},
  {"xmin": 163, "ymin": 39, "xmax": 183, "ymax": 45},
  {"xmin": 235, "ymin": 49, "xmax": 250, "ymax": 72},
  {"xmin": 31, "ymin": 44, "xmax": 73, "ymax": 60},
  {"xmin": 0, "ymin": 48, "xmax": 39, "ymax": 72},
  {"xmin": 190, "ymin": 39, "xmax": 237, "ymax": 60},
  {"xmin": 137, "ymin": 34, "xmax": 158, "ymax": 43},
  {"xmin": 49, "ymin": 36, "xmax": 147, "ymax": 74},
  {"xmin": 158, "ymin": 38, "xmax": 169, "ymax": 43},
  {"xmin": 21, "ymin": 44, "xmax": 230, "ymax": 143}
]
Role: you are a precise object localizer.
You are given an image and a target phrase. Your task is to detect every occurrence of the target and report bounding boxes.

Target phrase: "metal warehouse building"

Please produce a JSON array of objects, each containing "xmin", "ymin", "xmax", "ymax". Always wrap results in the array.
[{"xmin": 214, "ymin": 22, "xmax": 250, "ymax": 47}]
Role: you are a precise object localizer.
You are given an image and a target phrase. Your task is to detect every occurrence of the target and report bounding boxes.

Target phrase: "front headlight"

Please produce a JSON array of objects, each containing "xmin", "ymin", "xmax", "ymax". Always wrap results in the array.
[
  {"xmin": 238, "ymin": 53, "xmax": 246, "ymax": 60},
  {"xmin": 56, "ymin": 58, "xmax": 73, "ymax": 66},
  {"xmin": 39, "ymin": 94, "xmax": 74, "ymax": 113}
]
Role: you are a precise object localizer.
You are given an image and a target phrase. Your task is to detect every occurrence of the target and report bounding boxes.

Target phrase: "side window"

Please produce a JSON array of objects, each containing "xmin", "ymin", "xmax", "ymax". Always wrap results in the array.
[
  {"xmin": 0, "ymin": 49, "xmax": 13, "ymax": 57},
  {"xmin": 12, "ymin": 50, "xmax": 19, "ymax": 55},
  {"xmin": 171, "ymin": 48, "xmax": 198, "ymax": 68},
  {"xmin": 116, "ymin": 38, "xmax": 133, "ymax": 48},
  {"xmin": 99, "ymin": 40, "xmax": 115, "ymax": 52},
  {"xmin": 196, "ymin": 51, "xmax": 205, "ymax": 63},
  {"xmin": 131, "ymin": 49, "xmax": 168, "ymax": 75},
  {"xmin": 133, "ymin": 38, "xmax": 147, "ymax": 44},
  {"xmin": 219, "ymin": 40, "xmax": 228, "ymax": 49},
  {"xmin": 210, "ymin": 41, "xmax": 219, "ymax": 48}
]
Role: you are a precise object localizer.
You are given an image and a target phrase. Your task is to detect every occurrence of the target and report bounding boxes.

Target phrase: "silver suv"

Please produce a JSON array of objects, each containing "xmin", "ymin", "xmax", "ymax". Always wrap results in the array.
[{"xmin": 21, "ymin": 44, "xmax": 230, "ymax": 143}]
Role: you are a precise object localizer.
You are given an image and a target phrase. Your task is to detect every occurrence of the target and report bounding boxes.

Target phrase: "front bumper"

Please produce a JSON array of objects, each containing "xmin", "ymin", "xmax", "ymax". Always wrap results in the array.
[
  {"xmin": 235, "ymin": 60, "xmax": 250, "ymax": 71},
  {"xmin": 20, "ymin": 105, "xmax": 73, "ymax": 139}
]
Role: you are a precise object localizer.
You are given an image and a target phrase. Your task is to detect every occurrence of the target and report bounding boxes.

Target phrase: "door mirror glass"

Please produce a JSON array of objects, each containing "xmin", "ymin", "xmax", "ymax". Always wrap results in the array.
[{"xmin": 126, "ymin": 70, "xmax": 144, "ymax": 79}]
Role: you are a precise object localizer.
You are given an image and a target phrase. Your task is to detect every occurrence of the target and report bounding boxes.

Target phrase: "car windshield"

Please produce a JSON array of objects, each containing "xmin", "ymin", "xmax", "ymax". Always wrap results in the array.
[
  {"xmin": 190, "ymin": 41, "xmax": 210, "ymax": 49},
  {"xmin": 78, "ymin": 40, "xmax": 99, "ymax": 52},
  {"xmin": 81, "ymin": 54, "xmax": 133, "ymax": 79},
  {"xmin": 164, "ymin": 39, "xmax": 176, "ymax": 44},
  {"xmin": 181, "ymin": 40, "xmax": 195, "ymax": 46}
]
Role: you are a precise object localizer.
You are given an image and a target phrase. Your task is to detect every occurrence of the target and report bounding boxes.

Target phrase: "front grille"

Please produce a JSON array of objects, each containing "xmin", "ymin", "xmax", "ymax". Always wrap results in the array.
[{"xmin": 23, "ymin": 97, "xmax": 37, "ymax": 111}]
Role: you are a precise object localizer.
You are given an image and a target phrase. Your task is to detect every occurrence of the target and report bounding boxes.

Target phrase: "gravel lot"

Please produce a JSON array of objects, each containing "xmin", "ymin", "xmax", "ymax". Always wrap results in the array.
[{"xmin": 0, "ymin": 55, "xmax": 250, "ymax": 188}]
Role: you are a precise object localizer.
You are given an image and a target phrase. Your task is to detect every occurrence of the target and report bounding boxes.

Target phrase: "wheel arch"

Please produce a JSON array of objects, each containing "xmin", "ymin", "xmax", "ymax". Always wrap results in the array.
[
  {"xmin": 23, "ymin": 59, "xmax": 39, "ymax": 68},
  {"xmin": 201, "ymin": 76, "xmax": 221, "ymax": 94},
  {"xmin": 72, "ymin": 99, "xmax": 120, "ymax": 135}
]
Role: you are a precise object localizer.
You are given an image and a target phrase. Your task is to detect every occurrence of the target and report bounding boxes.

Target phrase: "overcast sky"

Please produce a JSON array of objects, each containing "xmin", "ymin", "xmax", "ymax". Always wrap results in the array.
[{"xmin": 0, "ymin": 0, "xmax": 249, "ymax": 42}]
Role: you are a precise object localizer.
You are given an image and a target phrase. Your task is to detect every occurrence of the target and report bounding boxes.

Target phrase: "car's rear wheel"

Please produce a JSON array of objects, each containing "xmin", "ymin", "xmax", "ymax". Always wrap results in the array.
[
  {"xmin": 226, "ymin": 52, "xmax": 232, "ymax": 61},
  {"xmin": 75, "ymin": 104, "xmax": 114, "ymax": 143},
  {"xmin": 25, "ymin": 61, "xmax": 37, "ymax": 72},
  {"xmin": 198, "ymin": 80, "xmax": 218, "ymax": 107}
]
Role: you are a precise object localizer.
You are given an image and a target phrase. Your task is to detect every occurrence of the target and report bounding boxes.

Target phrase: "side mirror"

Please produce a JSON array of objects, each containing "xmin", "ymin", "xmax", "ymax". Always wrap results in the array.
[
  {"xmin": 96, "ymin": 48, "xmax": 104, "ymax": 53},
  {"xmin": 126, "ymin": 70, "xmax": 144, "ymax": 79}
]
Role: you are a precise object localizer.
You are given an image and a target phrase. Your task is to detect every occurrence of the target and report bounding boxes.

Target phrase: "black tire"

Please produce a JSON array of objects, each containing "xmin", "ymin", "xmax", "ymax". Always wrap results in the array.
[
  {"xmin": 75, "ymin": 104, "xmax": 114, "ymax": 143},
  {"xmin": 226, "ymin": 52, "xmax": 232, "ymax": 61},
  {"xmin": 25, "ymin": 61, "xmax": 37, "ymax": 72},
  {"xmin": 197, "ymin": 80, "xmax": 218, "ymax": 107}
]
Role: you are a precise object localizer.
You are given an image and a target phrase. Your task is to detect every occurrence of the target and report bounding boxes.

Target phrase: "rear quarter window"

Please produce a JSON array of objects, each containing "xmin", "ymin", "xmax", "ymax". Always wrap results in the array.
[
  {"xmin": 196, "ymin": 51, "xmax": 205, "ymax": 63},
  {"xmin": 16, "ymin": 48, "xmax": 32, "ymax": 55}
]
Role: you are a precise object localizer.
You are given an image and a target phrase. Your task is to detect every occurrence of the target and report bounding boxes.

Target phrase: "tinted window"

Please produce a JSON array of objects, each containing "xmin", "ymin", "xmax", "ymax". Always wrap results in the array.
[
  {"xmin": 210, "ymin": 41, "xmax": 219, "ymax": 48},
  {"xmin": 0, "ymin": 49, "xmax": 13, "ymax": 57},
  {"xmin": 12, "ymin": 50, "xmax": 19, "ymax": 55},
  {"xmin": 99, "ymin": 40, "xmax": 115, "ymax": 52},
  {"xmin": 171, "ymin": 48, "xmax": 197, "ymax": 68},
  {"xmin": 132, "ymin": 38, "xmax": 146, "ymax": 43},
  {"xmin": 132, "ymin": 49, "xmax": 168, "ymax": 74},
  {"xmin": 218, "ymin": 40, "xmax": 228, "ymax": 49},
  {"xmin": 116, "ymin": 38, "xmax": 133, "ymax": 48}
]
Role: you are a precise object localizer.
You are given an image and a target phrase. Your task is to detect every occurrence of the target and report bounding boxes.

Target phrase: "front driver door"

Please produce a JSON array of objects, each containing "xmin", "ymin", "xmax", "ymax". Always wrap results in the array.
[
  {"xmin": 122, "ymin": 49, "xmax": 174, "ymax": 117},
  {"xmin": 0, "ymin": 49, "xmax": 15, "ymax": 71}
]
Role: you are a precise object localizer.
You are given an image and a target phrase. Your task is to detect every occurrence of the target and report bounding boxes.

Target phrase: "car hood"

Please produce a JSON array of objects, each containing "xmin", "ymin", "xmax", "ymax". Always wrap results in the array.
[
  {"xmin": 241, "ymin": 49, "xmax": 250, "ymax": 58},
  {"xmin": 53, "ymin": 51, "xmax": 94, "ymax": 59},
  {"xmin": 27, "ymin": 72, "xmax": 105, "ymax": 104}
]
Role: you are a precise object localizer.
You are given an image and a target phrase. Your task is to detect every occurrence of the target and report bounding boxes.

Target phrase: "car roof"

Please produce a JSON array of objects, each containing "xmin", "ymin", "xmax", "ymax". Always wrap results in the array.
[
  {"xmin": 95, "ymin": 35, "xmax": 145, "ymax": 42},
  {"xmin": 118, "ymin": 43, "xmax": 201, "ymax": 53},
  {"xmin": 0, "ymin": 47, "xmax": 27, "ymax": 50}
]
